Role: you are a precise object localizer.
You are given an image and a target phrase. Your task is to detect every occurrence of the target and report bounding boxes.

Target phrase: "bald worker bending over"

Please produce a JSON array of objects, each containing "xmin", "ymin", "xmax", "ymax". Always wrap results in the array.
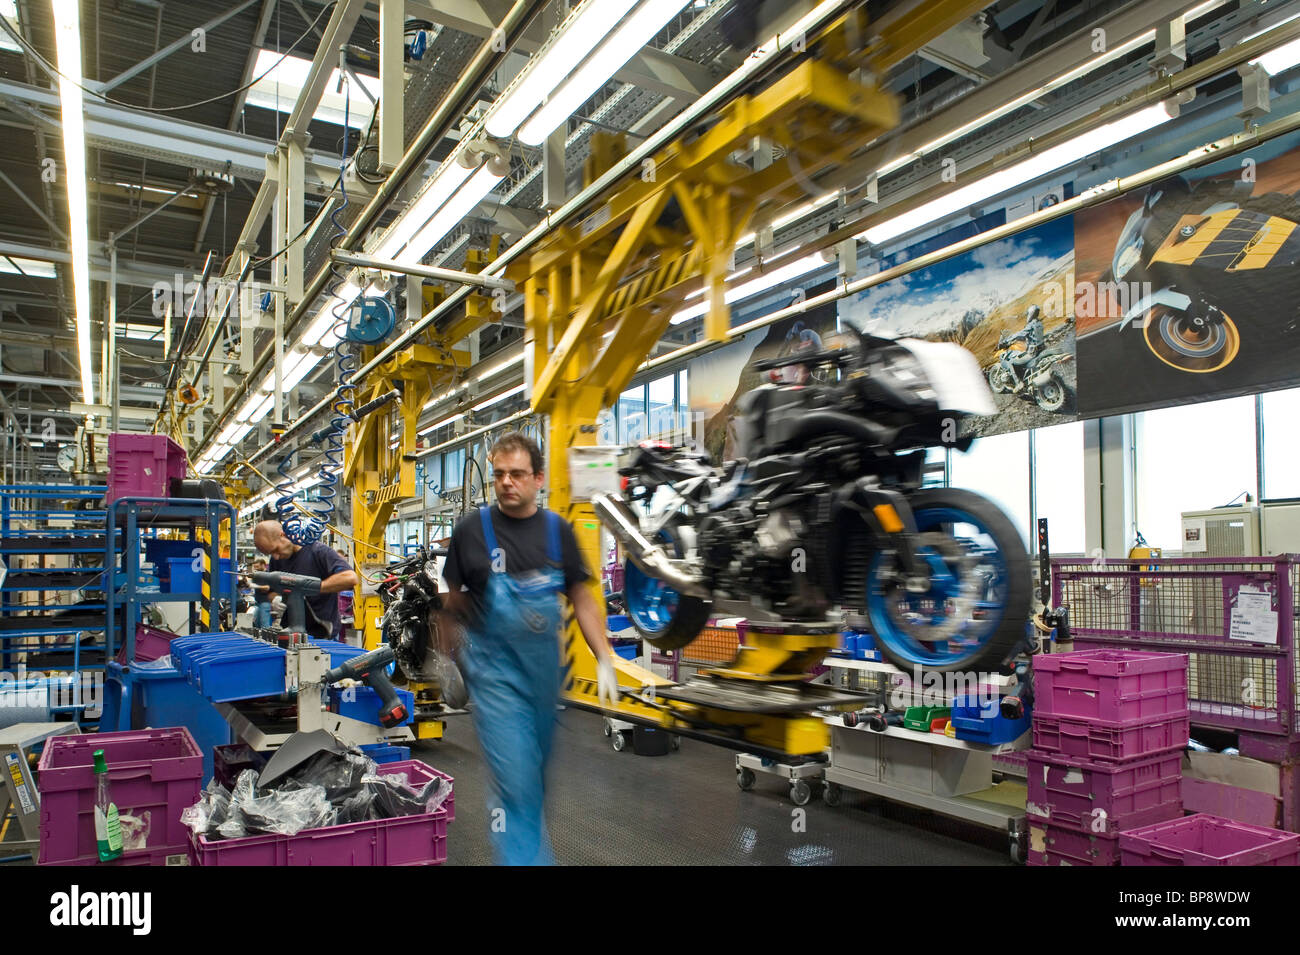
[{"xmin": 252, "ymin": 520, "xmax": 359, "ymax": 639}]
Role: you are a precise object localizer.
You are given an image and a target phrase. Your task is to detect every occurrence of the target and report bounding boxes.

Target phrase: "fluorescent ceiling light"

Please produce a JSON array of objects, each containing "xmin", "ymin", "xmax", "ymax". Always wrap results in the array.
[
  {"xmin": 518, "ymin": 0, "xmax": 689, "ymax": 146},
  {"xmin": 670, "ymin": 253, "xmax": 825, "ymax": 324},
  {"xmin": 1250, "ymin": 17, "xmax": 1300, "ymax": 74},
  {"xmin": 52, "ymin": 0, "xmax": 92, "ymax": 404},
  {"xmin": 418, "ymin": 411, "xmax": 463, "ymax": 437},
  {"xmin": 472, "ymin": 384, "xmax": 525, "ymax": 412},
  {"xmin": 474, "ymin": 352, "xmax": 524, "ymax": 382},
  {"xmin": 0, "ymin": 256, "xmax": 57, "ymax": 278},
  {"xmin": 858, "ymin": 103, "xmax": 1174, "ymax": 246},
  {"xmin": 245, "ymin": 50, "xmax": 379, "ymax": 128},
  {"xmin": 374, "ymin": 162, "xmax": 473, "ymax": 260},
  {"xmin": 281, "ymin": 350, "xmax": 323, "ymax": 392},
  {"xmin": 247, "ymin": 394, "xmax": 275, "ymax": 424},
  {"xmin": 398, "ymin": 166, "xmax": 503, "ymax": 265},
  {"xmin": 485, "ymin": 0, "xmax": 640, "ymax": 139}
]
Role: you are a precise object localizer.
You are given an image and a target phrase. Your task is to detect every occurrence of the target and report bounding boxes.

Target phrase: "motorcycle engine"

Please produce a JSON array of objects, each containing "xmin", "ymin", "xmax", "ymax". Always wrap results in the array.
[{"xmin": 696, "ymin": 503, "xmax": 830, "ymax": 619}]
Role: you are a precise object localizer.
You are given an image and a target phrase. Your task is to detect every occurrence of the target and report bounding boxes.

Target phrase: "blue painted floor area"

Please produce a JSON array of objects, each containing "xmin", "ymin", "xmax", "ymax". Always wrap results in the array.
[{"xmin": 415, "ymin": 706, "xmax": 1013, "ymax": 866}]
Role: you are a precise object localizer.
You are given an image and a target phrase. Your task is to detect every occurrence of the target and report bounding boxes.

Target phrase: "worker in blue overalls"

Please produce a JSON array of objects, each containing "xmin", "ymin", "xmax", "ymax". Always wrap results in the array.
[{"xmin": 439, "ymin": 432, "xmax": 617, "ymax": 865}]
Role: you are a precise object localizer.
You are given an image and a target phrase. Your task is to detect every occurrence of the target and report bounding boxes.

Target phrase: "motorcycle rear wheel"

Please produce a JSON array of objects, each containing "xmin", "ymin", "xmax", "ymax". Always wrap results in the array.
[
  {"xmin": 865, "ymin": 488, "xmax": 1030, "ymax": 674},
  {"xmin": 623, "ymin": 520, "xmax": 712, "ymax": 651},
  {"xmin": 1035, "ymin": 372, "xmax": 1068, "ymax": 412},
  {"xmin": 1143, "ymin": 305, "xmax": 1240, "ymax": 373}
]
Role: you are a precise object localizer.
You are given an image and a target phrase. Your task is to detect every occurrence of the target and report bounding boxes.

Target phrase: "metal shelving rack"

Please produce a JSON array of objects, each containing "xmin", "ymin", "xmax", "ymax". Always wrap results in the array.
[
  {"xmin": 104, "ymin": 496, "xmax": 237, "ymax": 662},
  {"xmin": 0, "ymin": 484, "xmax": 113, "ymax": 722}
]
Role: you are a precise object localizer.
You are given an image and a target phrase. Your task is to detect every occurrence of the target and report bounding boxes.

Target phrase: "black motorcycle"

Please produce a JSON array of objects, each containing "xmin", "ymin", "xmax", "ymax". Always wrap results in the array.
[
  {"xmin": 593, "ymin": 330, "xmax": 1031, "ymax": 674},
  {"xmin": 374, "ymin": 546, "xmax": 467, "ymax": 707}
]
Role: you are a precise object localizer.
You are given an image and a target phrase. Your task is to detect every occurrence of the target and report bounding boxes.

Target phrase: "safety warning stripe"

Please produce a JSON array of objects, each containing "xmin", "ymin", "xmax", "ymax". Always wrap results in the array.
[{"xmin": 198, "ymin": 527, "xmax": 212, "ymax": 629}]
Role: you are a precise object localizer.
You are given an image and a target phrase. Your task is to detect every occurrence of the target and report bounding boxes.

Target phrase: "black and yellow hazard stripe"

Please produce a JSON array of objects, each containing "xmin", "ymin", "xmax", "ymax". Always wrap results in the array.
[{"xmin": 198, "ymin": 527, "xmax": 212, "ymax": 630}]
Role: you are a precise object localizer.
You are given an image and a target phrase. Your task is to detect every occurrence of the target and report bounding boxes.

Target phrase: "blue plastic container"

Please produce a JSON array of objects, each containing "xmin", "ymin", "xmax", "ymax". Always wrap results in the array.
[
  {"xmin": 612, "ymin": 642, "xmax": 638, "ymax": 661},
  {"xmin": 950, "ymin": 694, "xmax": 1032, "ymax": 744},
  {"xmin": 166, "ymin": 556, "xmax": 232, "ymax": 594},
  {"xmin": 359, "ymin": 743, "xmax": 412, "ymax": 765},
  {"xmin": 133, "ymin": 663, "xmax": 233, "ymax": 783},
  {"xmin": 329, "ymin": 685, "xmax": 415, "ymax": 727}
]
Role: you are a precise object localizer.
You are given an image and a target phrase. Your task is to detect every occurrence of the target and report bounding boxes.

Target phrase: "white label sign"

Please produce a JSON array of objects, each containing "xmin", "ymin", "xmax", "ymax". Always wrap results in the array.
[
  {"xmin": 1181, "ymin": 517, "xmax": 1207, "ymax": 553},
  {"xmin": 1229, "ymin": 586, "xmax": 1278, "ymax": 644}
]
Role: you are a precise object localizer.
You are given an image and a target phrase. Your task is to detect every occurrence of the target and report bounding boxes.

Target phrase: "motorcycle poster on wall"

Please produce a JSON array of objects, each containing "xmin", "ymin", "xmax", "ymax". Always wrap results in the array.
[
  {"xmin": 838, "ymin": 216, "xmax": 1078, "ymax": 438},
  {"xmin": 1074, "ymin": 131, "xmax": 1300, "ymax": 418}
]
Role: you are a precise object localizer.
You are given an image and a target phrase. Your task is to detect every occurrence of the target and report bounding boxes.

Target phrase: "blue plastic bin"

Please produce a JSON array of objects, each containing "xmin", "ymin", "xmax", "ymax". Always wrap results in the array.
[
  {"xmin": 950, "ymin": 694, "xmax": 1032, "ymax": 744},
  {"xmin": 612, "ymin": 642, "xmax": 639, "ymax": 661},
  {"xmin": 166, "ymin": 556, "xmax": 232, "ymax": 594},
  {"xmin": 329, "ymin": 685, "xmax": 415, "ymax": 727},
  {"xmin": 133, "ymin": 663, "xmax": 233, "ymax": 784},
  {"xmin": 359, "ymin": 743, "xmax": 412, "ymax": 765}
]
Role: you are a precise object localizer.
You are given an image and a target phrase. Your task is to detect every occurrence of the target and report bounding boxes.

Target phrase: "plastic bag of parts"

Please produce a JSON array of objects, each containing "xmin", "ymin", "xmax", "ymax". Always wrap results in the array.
[
  {"xmin": 181, "ymin": 778, "xmax": 232, "ymax": 836},
  {"xmin": 281, "ymin": 748, "xmax": 377, "ymax": 801},
  {"xmin": 361, "ymin": 770, "xmax": 451, "ymax": 819},
  {"xmin": 219, "ymin": 769, "xmax": 335, "ymax": 837},
  {"xmin": 118, "ymin": 811, "xmax": 151, "ymax": 851}
]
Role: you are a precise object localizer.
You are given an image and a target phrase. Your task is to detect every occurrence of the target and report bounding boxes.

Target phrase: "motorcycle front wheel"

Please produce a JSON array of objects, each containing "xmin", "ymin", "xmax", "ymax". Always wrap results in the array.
[
  {"xmin": 987, "ymin": 365, "xmax": 1012, "ymax": 394},
  {"xmin": 865, "ymin": 488, "xmax": 1030, "ymax": 674},
  {"xmin": 1143, "ymin": 305, "xmax": 1240, "ymax": 373},
  {"xmin": 623, "ymin": 521, "xmax": 712, "ymax": 652}
]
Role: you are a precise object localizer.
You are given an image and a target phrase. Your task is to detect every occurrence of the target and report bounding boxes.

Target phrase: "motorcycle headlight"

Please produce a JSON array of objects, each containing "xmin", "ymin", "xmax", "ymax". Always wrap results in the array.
[{"xmin": 1114, "ymin": 238, "xmax": 1143, "ymax": 280}]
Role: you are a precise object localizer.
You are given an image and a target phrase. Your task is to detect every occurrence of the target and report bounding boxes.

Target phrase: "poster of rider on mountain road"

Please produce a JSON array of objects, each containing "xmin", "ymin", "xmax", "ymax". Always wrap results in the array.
[{"xmin": 1073, "ymin": 131, "xmax": 1300, "ymax": 418}]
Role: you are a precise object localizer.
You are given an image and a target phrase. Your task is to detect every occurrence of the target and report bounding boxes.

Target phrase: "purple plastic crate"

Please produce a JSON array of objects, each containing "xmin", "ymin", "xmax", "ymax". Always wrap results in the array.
[
  {"xmin": 1032, "ymin": 711, "xmax": 1189, "ymax": 762},
  {"xmin": 37, "ymin": 727, "xmax": 203, "ymax": 865},
  {"xmin": 106, "ymin": 433, "xmax": 188, "ymax": 505},
  {"xmin": 40, "ymin": 843, "xmax": 192, "ymax": 867},
  {"xmin": 1034, "ymin": 649, "xmax": 1188, "ymax": 722},
  {"xmin": 115, "ymin": 622, "xmax": 177, "ymax": 665},
  {"xmin": 190, "ymin": 759, "xmax": 454, "ymax": 866},
  {"xmin": 1120, "ymin": 813, "xmax": 1300, "ymax": 866},
  {"xmin": 1027, "ymin": 823, "xmax": 1123, "ymax": 866},
  {"xmin": 1027, "ymin": 750, "xmax": 1183, "ymax": 834}
]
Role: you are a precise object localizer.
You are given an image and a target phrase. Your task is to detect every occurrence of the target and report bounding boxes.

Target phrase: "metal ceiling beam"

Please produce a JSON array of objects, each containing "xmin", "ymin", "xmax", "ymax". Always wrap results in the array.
[
  {"xmin": 0, "ymin": 77, "xmax": 344, "ymax": 193},
  {"xmin": 96, "ymin": 0, "xmax": 262, "ymax": 94},
  {"xmin": 0, "ymin": 239, "xmax": 189, "ymax": 289},
  {"xmin": 407, "ymin": 0, "xmax": 715, "ymax": 99}
]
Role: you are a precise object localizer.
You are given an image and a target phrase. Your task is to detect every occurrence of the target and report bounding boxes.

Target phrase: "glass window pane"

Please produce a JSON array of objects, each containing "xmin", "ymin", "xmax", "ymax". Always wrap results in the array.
[
  {"xmin": 620, "ymin": 386, "xmax": 647, "ymax": 444},
  {"xmin": 444, "ymin": 447, "xmax": 466, "ymax": 489},
  {"xmin": 948, "ymin": 431, "xmax": 1031, "ymax": 551},
  {"xmin": 1263, "ymin": 388, "xmax": 1300, "ymax": 500},
  {"xmin": 647, "ymin": 376, "xmax": 675, "ymax": 440},
  {"xmin": 1136, "ymin": 395, "xmax": 1256, "ymax": 551},
  {"xmin": 1033, "ymin": 421, "xmax": 1085, "ymax": 554}
]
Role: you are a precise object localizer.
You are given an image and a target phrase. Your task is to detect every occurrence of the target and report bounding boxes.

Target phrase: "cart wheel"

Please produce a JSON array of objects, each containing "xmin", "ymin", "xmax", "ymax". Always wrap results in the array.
[
  {"xmin": 670, "ymin": 734, "xmax": 681, "ymax": 751},
  {"xmin": 822, "ymin": 782, "xmax": 842, "ymax": 807},
  {"xmin": 602, "ymin": 718, "xmax": 612, "ymax": 737},
  {"xmin": 611, "ymin": 730, "xmax": 626, "ymax": 752},
  {"xmin": 791, "ymin": 780, "xmax": 812, "ymax": 806},
  {"xmin": 737, "ymin": 767, "xmax": 756, "ymax": 791},
  {"xmin": 1010, "ymin": 839, "xmax": 1023, "ymax": 865}
]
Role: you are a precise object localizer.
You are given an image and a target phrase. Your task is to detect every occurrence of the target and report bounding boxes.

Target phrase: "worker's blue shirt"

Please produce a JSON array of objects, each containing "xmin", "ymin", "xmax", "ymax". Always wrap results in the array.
[{"xmin": 269, "ymin": 542, "xmax": 351, "ymax": 636}]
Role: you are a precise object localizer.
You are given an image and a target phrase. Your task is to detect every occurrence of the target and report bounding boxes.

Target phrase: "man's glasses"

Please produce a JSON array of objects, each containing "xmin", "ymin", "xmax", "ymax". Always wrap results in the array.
[{"xmin": 493, "ymin": 469, "xmax": 536, "ymax": 482}]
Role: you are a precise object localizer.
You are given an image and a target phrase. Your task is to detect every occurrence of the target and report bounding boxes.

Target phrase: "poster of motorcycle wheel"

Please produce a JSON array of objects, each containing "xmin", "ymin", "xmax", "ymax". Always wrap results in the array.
[
  {"xmin": 837, "ymin": 216, "xmax": 1078, "ymax": 438},
  {"xmin": 1074, "ymin": 132, "xmax": 1300, "ymax": 418}
]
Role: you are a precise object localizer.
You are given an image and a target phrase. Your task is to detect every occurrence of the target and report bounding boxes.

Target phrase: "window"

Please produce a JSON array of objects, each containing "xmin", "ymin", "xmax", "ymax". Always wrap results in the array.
[
  {"xmin": 1135, "ymin": 395, "xmax": 1256, "ymax": 551},
  {"xmin": 619, "ymin": 385, "xmax": 647, "ymax": 444},
  {"xmin": 444, "ymin": 447, "xmax": 466, "ymax": 489},
  {"xmin": 424, "ymin": 453, "xmax": 443, "ymax": 504},
  {"xmin": 948, "ymin": 430, "xmax": 1031, "ymax": 551},
  {"xmin": 1262, "ymin": 388, "xmax": 1300, "ymax": 500},
  {"xmin": 647, "ymin": 375, "xmax": 675, "ymax": 440},
  {"xmin": 1033, "ymin": 422, "xmax": 1085, "ymax": 554}
]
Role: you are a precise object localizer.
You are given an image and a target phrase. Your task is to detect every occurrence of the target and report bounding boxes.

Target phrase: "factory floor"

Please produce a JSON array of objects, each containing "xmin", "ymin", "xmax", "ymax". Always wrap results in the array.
[{"xmin": 417, "ymin": 706, "xmax": 1013, "ymax": 866}]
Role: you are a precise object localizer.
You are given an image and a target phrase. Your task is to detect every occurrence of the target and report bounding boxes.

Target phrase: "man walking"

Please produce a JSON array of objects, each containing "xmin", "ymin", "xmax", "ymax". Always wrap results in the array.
[
  {"xmin": 440, "ymin": 432, "xmax": 617, "ymax": 865},
  {"xmin": 252, "ymin": 520, "xmax": 359, "ymax": 640}
]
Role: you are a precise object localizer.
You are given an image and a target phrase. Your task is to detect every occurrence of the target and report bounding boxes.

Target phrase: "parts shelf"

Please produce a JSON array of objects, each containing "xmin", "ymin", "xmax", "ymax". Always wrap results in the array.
[{"xmin": 0, "ymin": 485, "xmax": 111, "ymax": 720}]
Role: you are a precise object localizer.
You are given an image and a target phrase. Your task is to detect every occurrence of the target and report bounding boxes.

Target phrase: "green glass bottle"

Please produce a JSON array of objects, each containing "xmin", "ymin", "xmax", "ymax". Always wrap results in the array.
[{"xmin": 92, "ymin": 749, "xmax": 123, "ymax": 862}]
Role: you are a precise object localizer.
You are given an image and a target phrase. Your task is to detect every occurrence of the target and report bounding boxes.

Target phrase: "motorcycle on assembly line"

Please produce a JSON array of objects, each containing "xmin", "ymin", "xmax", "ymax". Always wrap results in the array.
[
  {"xmin": 373, "ymin": 545, "xmax": 467, "ymax": 708},
  {"xmin": 987, "ymin": 335, "xmax": 1073, "ymax": 413},
  {"xmin": 592, "ymin": 329, "xmax": 1032, "ymax": 675},
  {"xmin": 1106, "ymin": 174, "xmax": 1300, "ymax": 373}
]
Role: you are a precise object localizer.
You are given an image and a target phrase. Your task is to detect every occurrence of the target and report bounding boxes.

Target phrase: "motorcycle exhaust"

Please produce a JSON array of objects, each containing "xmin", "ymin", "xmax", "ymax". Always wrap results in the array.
[{"xmin": 590, "ymin": 491, "xmax": 711, "ymax": 598}]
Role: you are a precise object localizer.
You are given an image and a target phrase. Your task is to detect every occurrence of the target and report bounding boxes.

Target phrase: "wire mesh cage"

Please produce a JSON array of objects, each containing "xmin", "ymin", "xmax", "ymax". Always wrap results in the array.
[{"xmin": 1051, "ymin": 557, "xmax": 1299, "ymax": 737}]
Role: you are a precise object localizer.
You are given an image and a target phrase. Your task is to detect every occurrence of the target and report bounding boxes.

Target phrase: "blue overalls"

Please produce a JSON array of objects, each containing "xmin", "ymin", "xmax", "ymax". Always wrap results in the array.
[{"xmin": 460, "ymin": 505, "xmax": 565, "ymax": 866}]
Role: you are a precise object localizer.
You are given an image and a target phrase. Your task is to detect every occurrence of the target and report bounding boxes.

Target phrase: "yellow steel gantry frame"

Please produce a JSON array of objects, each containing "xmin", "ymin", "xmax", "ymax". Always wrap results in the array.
[
  {"xmin": 338, "ymin": 2, "xmax": 991, "ymax": 755},
  {"xmin": 507, "ymin": 3, "xmax": 990, "ymax": 755}
]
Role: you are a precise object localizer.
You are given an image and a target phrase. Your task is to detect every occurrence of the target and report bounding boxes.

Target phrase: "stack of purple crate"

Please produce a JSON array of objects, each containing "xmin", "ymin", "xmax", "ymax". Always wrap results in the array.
[{"xmin": 1026, "ymin": 648, "xmax": 1189, "ymax": 866}]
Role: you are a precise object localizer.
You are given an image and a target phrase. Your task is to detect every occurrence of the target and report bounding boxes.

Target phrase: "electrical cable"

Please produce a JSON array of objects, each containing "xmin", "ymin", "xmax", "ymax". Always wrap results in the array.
[{"xmin": 0, "ymin": 2, "xmax": 337, "ymax": 115}]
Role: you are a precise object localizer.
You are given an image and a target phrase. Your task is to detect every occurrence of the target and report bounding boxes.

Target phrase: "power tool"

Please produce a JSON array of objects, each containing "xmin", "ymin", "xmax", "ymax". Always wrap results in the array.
[
  {"xmin": 251, "ymin": 570, "xmax": 326, "ymax": 640},
  {"xmin": 322, "ymin": 644, "xmax": 409, "ymax": 728}
]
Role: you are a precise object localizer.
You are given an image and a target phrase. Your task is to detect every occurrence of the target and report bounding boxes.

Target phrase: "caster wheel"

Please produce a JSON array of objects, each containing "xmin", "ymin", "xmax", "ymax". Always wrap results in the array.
[
  {"xmin": 791, "ymin": 780, "xmax": 812, "ymax": 806},
  {"xmin": 737, "ymin": 767, "xmax": 756, "ymax": 791},
  {"xmin": 611, "ymin": 731, "xmax": 626, "ymax": 752},
  {"xmin": 1010, "ymin": 840, "xmax": 1022, "ymax": 865},
  {"xmin": 670, "ymin": 735, "xmax": 681, "ymax": 751},
  {"xmin": 602, "ymin": 718, "xmax": 612, "ymax": 737},
  {"xmin": 822, "ymin": 782, "xmax": 842, "ymax": 807}
]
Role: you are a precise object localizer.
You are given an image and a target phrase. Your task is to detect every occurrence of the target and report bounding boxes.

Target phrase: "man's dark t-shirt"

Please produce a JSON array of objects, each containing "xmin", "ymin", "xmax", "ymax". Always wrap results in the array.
[
  {"xmin": 443, "ymin": 505, "xmax": 591, "ymax": 629},
  {"xmin": 269, "ymin": 542, "xmax": 351, "ymax": 637}
]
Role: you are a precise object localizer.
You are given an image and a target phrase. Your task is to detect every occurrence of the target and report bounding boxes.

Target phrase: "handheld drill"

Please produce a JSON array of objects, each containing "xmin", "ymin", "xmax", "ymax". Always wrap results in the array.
[
  {"xmin": 322, "ymin": 644, "xmax": 408, "ymax": 728},
  {"xmin": 251, "ymin": 570, "xmax": 322, "ymax": 638}
]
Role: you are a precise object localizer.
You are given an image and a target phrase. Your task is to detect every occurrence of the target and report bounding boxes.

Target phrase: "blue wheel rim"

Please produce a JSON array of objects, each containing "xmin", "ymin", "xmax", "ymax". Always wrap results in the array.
[
  {"xmin": 624, "ymin": 529, "xmax": 682, "ymax": 635},
  {"xmin": 866, "ymin": 505, "xmax": 1009, "ymax": 668}
]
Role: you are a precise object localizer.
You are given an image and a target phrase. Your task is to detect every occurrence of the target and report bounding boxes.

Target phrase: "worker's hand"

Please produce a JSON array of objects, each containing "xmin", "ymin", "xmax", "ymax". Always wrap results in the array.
[{"xmin": 596, "ymin": 655, "xmax": 619, "ymax": 711}]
